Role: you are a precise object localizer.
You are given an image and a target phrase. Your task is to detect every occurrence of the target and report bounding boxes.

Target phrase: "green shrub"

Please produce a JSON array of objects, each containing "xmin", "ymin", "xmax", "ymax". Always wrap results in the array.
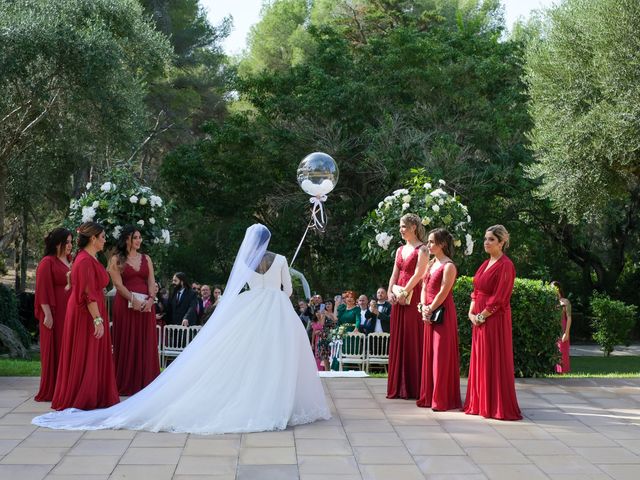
[
  {"xmin": 590, "ymin": 292, "xmax": 637, "ymax": 356},
  {"xmin": 0, "ymin": 256, "xmax": 7, "ymax": 275},
  {"xmin": 453, "ymin": 276, "xmax": 560, "ymax": 377},
  {"xmin": 0, "ymin": 284, "xmax": 32, "ymax": 349}
]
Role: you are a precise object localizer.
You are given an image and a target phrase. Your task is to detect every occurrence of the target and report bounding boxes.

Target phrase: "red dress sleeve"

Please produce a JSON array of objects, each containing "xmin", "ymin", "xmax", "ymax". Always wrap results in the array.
[
  {"xmin": 470, "ymin": 260, "xmax": 487, "ymax": 301},
  {"xmin": 34, "ymin": 257, "xmax": 56, "ymax": 319},
  {"xmin": 74, "ymin": 257, "xmax": 102, "ymax": 305},
  {"xmin": 484, "ymin": 258, "xmax": 516, "ymax": 315}
]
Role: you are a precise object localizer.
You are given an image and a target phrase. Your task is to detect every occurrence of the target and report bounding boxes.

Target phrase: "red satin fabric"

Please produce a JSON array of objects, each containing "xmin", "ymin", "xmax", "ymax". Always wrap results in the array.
[
  {"xmin": 112, "ymin": 254, "xmax": 160, "ymax": 395},
  {"xmin": 51, "ymin": 250, "xmax": 120, "ymax": 410},
  {"xmin": 387, "ymin": 245, "xmax": 424, "ymax": 399},
  {"xmin": 464, "ymin": 255, "xmax": 522, "ymax": 420},
  {"xmin": 34, "ymin": 256, "xmax": 71, "ymax": 402},
  {"xmin": 417, "ymin": 262, "xmax": 462, "ymax": 411},
  {"xmin": 556, "ymin": 308, "xmax": 571, "ymax": 373}
]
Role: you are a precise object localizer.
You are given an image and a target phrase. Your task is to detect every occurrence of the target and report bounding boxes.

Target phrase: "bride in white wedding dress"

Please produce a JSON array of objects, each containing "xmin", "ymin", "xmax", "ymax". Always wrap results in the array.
[{"xmin": 33, "ymin": 224, "xmax": 331, "ymax": 434}]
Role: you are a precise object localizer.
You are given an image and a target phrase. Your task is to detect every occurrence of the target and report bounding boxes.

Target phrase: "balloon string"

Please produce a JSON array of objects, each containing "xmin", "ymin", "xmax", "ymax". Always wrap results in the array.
[
  {"xmin": 290, "ymin": 221, "xmax": 312, "ymax": 268},
  {"xmin": 310, "ymin": 195, "xmax": 327, "ymax": 231}
]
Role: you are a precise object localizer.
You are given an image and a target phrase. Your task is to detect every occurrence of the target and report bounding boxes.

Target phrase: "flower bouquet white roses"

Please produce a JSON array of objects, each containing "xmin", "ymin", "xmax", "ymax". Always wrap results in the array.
[
  {"xmin": 67, "ymin": 170, "xmax": 173, "ymax": 252},
  {"xmin": 359, "ymin": 169, "xmax": 473, "ymax": 265}
]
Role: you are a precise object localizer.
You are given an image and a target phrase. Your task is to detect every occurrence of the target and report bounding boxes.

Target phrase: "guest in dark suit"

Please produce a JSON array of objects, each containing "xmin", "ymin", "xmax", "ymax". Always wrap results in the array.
[
  {"xmin": 371, "ymin": 287, "xmax": 391, "ymax": 333},
  {"xmin": 167, "ymin": 272, "xmax": 199, "ymax": 326},
  {"xmin": 354, "ymin": 295, "xmax": 376, "ymax": 335}
]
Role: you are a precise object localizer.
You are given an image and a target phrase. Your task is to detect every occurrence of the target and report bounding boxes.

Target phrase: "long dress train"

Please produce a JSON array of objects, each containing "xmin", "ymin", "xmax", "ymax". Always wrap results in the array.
[{"xmin": 33, "ymin": 249, "xmax": 330, "ymax": 434}]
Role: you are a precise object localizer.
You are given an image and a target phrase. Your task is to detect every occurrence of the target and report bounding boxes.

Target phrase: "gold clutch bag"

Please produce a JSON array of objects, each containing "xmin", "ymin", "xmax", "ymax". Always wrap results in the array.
[{"xmin": 392, "ymin": 284, "xmax": 413, "ymax": 303}]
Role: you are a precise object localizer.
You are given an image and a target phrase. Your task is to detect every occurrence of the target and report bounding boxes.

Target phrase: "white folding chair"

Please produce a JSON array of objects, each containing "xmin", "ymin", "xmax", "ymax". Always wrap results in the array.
[
  {"xmin": 156, "ymin": 324, "xmax": 163, "ymax": 366},
  {"xmin": 366, "ymin": 332, "xmax": 391, "ymax": 373},
  {"xmin": 339, "ymin": 332, "xmax": 367, "ymax": 371},
  {"xmin": 162, "ymin": 325, "xmax": 190, "ymax": 368}
]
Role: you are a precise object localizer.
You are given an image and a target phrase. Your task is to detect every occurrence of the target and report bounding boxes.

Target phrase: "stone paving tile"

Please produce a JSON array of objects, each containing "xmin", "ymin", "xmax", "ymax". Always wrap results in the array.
[
  {"xmin": 0, "ymin": 439, "xmax": 21, "ymax": 455},
  {"xmin": 294, "ymin": 425, "xmax": 348, "ymax": 439},
  {"xmin": 426, "ymin": 475, "xmax": 487, "ymax": 480},
  {"xmin": 174, "ymin": 455, "xmax": 236, "ymax": 475},
  {"xmin": 182, "ymin": 437, "xmax": 240, "ymax": 456},
  {"xmin": 414, "ymin": 455, "xmax": 483, "ymax": 474},
  {"xmin": 341, "ymin": 420, "xmax": 395, "ymax": 433},
  {"xmin": 572, "ymin": 446, "xmax": 640, "ymax": 464},
  {"xmin": 0, "ymin": 425, "xmax": 38, "ymax": 439},
  {"xmin": 20, "ymin": 430, "xmax": 83, "ymax": 447},
  {"xmin": 358, "ymin": 464, "xmax": 425, "ymax": 480},
  {"xmin": 404, "ymin": 438, "xmax": 465, "ymax": 456},
  {"xmin": 528, "ymin": 455, "xmax": 605, "ymax": 475},
  {"xmin": 0, "ymin": 464, "xmax": 53, "ymax": 480},
  {"xmin": 346, "ymin": 431, "xmax": 404, "ymax": 446},
  {"xmin": 118, "ymin": 447, "xmax": 182, "ymax": 465},
  {"xmin": 395, "ymin": 425, "xmax": 449, "ymax": 439},
  {"xmin": 239, "ymin": 447, "xmax": 297, "ymax": 465},
  {"xmin": 597, "ymin": 464, "xmax": 640, "ymax": 480},
  {"xmin": 509, "ymin": 439, "xmax": 575, "ymax": 455},
  {"xmin": 464, "ymin": 447, "xmax": 530, "ymax": 465},
  {"xmin": 129, "ymin": 431, "xmax": 187, "ymax": 447},
  {"xmin": 242, "ymin": 431, "xmax": 295, "ymax": 447},
  {"xmin": 614, "ymin": 439, "xmax": 640, "ymax": 454},
  {"xmin": 296, "ymin": 438, "xmax": 353, "ymax": 456},
  {"xmin": 108, "ymin": 464, "xmax": 175, "ymax": 479},
  {"xmin": 551, "ymin": 432, "xmax": 619, "ymax": 447},
  {"xmin": 50, "ymin": 455, "xmax": 119, "ymax": 475},
  {"xmin": 478, "ymin": 464, "xmax": 548, "ymax": 480},
  {"xmin": 0, "ymin": 447, "xmax": 68, "ymax": 464},
  {"xmin": 172, "ymin": 476, "xmax": 234, "ymax": 480},
  {"xmin": 44, "ymin": 474, "xmax": 109, "ymax": 480},
  {"xmin": 449, "ymin": 431, "xmax": 512, "ymax": 448},
  {"xmin": 352, "ymin": 446, "xmax": 415, "ymax": 464},
  {"xmin": 66, "ymin": 439, "xmax": 130, "ymax": 456},
  {"xmin": 82, "ymin": 429, "xmax": 136, "ymax": 440},
  {"xmin": 490, "ymin": 424, "xmax": 554, "ymax": 440},
  {"xmin": 236, "ymin": 464, "xmax": 299, "ymax": 480},
  {"xmin": 299, "ymin": 475, "xmax": 362, "ymax": 480},
  {"xmin": 297, "ymin": 455, "xmax": 360, "ymax": 475}
]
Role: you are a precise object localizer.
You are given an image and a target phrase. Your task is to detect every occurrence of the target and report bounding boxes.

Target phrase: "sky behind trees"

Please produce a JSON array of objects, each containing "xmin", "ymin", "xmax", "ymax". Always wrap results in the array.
[{"xmin": 203, "ymin": 0, "xmax": 556, "ymax": 54}]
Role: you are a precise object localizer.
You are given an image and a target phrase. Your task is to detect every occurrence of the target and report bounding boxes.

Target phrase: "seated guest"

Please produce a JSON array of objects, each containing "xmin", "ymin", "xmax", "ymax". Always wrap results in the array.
[{"xmin": 370, "ymin": 287, "xmax": 391, "ymax": 333}]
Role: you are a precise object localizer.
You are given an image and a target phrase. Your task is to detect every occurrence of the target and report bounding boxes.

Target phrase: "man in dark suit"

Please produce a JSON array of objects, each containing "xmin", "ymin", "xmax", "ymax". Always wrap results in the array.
[
  {"xmin": 167, "ymin": 272, "xmax": 199, "ymax": 326},
  {"xmin": 371, "ymin": 287, "xmax": 391, "ymax": 333}
]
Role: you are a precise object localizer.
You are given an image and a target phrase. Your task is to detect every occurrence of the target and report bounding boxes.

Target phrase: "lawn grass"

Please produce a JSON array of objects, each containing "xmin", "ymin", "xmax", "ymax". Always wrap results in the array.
[
  {"xmin": 0, "ymin": 356, "xmax": 41, "ymax": 376},
  {"xmin": 545, "ymin": 355, "xmax": 640, "ymax": 378},
  {"xmin": 2, "ymin": 354, "xmax": 638, "ymax": 378}
]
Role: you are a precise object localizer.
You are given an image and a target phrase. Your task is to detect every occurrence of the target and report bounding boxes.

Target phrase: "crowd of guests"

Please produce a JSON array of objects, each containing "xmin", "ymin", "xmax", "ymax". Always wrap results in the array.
[{"xmin": 34, "ymin": 215, "xmax": 571, "ymax": 423}]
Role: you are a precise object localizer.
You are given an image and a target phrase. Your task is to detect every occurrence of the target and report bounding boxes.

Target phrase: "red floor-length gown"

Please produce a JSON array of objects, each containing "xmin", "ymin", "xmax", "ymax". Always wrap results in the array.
[
  {"xmin": 387, "ymin": 244, "xmax": 424, "ymax": 399},
  {"xmin": 34, "ymin": 255, "xmax": 71, "ymax": 402},
  {"xmin": 51, "ymin": 250, "xmax": 120, "ymax": 411},
  {"xmin": 112, "ymin": 255, "xmax": 160, "ymax": 395},
  {"xmin": 417, "ymin": 262, "xmax": 462, "ymax": 411},
  {"xmin": 555, "ymin": 299, "xmax": 571, "ymax": 373},
  {"xmin": 464, "ymin": 255, "xmax": 521, "ymax": 420}
]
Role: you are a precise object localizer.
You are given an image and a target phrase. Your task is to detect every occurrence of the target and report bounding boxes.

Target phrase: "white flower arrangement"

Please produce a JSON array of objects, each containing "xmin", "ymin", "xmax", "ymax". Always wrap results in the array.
[
  {"xmin": 359, "ymin": 170, "xmax": 473, "ymax": 265},
  {"xmin": 67, "ymin": 170, "xmax": 172, "ymax": 252}
]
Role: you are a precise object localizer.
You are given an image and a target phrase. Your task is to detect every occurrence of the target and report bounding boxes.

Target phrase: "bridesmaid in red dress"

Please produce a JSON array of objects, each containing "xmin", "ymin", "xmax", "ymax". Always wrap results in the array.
[
  {"xmin": 417, "ymin": 228, "xmax": 461, "ymax": 411},
  {"xmin": 52, "ymin": 222, "xmax": 119, "ymax": 411},
  {"xmin": 34, "ymin": 228, "xmax": 73, "ymax": 402},
  {"xmin": 387, "ymin": 213, "xmax": 429, "ymax": 399},
  {"xmin": 464, "ymin": 225, "xmax": 522, "ymax": 421},
  {"xmin": 551, "ymin": 281, "xmax": 572, "ymax": 373},
  {"xmin": 108, "ymin": 225, "xmax": 160, "ymax": 395}
]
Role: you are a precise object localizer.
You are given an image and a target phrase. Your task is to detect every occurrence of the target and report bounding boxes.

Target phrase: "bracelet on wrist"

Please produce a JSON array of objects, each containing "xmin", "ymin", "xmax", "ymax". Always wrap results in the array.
[{"xmin": 93, "ymin": 316, "xmax": 103, "ymax": 326}]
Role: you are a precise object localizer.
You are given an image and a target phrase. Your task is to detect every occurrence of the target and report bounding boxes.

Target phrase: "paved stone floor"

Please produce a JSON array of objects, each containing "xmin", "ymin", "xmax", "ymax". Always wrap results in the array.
[{"xmin": 1, "ymin": 376, "xmax": 639, "ymax": 480}]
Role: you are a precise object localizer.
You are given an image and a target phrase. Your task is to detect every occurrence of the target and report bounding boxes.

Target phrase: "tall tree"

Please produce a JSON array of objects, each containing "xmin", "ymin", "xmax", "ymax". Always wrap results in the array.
[
  {"xmin": 524, "ymin": 0, "xmax": 640, "ymax": 294},
  {"xmin": 0, "ymin": 0, "xmax": 172, "ymax": 288}
]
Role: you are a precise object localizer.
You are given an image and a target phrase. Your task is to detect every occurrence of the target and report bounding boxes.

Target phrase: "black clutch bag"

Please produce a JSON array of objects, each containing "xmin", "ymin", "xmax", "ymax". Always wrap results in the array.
[{"xmin": 431, "ymin": 305, "xmax": 445, "ymax": 324}]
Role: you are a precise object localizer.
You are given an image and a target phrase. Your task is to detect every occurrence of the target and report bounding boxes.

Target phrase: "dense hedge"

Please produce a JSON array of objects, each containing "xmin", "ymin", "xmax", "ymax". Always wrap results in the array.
[
  {"xmin": 590, "ymin": 292, "xmax": 637, "ymax": 356},
  {"xmin": 0, "ymin": 284, "xmax": 31, "ymax": 349},
  {"xmin": 453, "ymin": 276, "xmax": 560, "ymax": 377}
]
